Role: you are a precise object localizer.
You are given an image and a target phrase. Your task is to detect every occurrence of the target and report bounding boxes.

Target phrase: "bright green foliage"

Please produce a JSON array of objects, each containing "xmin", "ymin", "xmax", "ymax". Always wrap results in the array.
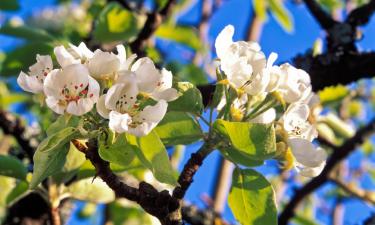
[
  {"xmin": 154, "ymin": 111, "xmax": 203, "ymax": 146},
  {"xmin": 214, "ymin": 120, "xmax": 277, "ymax": 161},
  {"xmin": 127, "ymin": 131, "xmax": 177, "ymax": 185},
  {"xmin": 93, "ymin": 2, "xmax": 145, "ymax": 42},
  {"xmin": 30, "ymin": 127, "xmax": 80, "ymax": 189},
  {"xmin": 68, "ymin": 177, "xmax": 115, "ymax": 203},
  {"xmin": 268, "ymin": 0, "xmax": 293, "ymax": 32},
  {"xmin": 0, "ymin": 22, "xmax": 55, "ymax": 42},
  {"xmin": 47, "ymin": 115, "xmax": 80, "ymax": 136},
  {"xmin": 0, "ymin": 42, "xmax": 53, "ymax": 76},
  {"xmin": 228, "ymin": 168, "xmax": 277, "ymax": 225},
  {"xmin": 176, "ymin": 64, "xmax": 208, "ymax": 85},
  {"xmin": 155, "ymin": 25, "xmax": 203, "ymax": 50},
  {"xmin": 168, "ymin": 82, "xmax": 204, "ymax": 115},
  {"xmin": 0, "ymin": 155, "xmax": 27, "ymax": 180},
  {"xmin": 6, "ymin": 181, "xmax": 28, "ymax": 205},
  {"xmin": 0, "ymin": 0, "xmax": 20, "ymax": 11},
  {"xmin": 99, "ymin": 133, "xmax": 136, "ymax": 167}
]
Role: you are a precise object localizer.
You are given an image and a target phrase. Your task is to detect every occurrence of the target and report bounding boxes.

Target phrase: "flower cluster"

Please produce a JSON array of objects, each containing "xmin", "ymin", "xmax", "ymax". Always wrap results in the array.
[
  {"xmin": 17, "ymin": 43, "xmax": 178, "ymax": 137},
  {"xmin": 215, "ymin": 25, "xmax": 327, "ymax": 177}
]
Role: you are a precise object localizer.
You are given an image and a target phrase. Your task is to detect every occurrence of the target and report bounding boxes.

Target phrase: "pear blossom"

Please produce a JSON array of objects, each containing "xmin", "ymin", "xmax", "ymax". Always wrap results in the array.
[
  {"xmin": 288, "ymin": 138, "xmax": 327, "ymax": 177},
  {"xmin": 97, "ymin": 74, "xmax": 168, "ymax": 136},
  {"xmin": 283, "ymin": 102, "xmax": 318, "ymax": 141},
  {"xmin": 43, "ymin": 64, "xmax": 99, "ymax": 115},
  {"xmin": 215, "ymin": 25, "xmax": 269, "ymax": 96},
  {"xmin": 277, "ymin": 63, "xmax": 312, "ymax": 103},
  {"xmin": 17, "ymin": 54, "xmax": 53, "ymax": 93},
  {"xmin": 128, "ymin": 57, "xmax": 178, "ymax": 101},
  {"xmin": 249, "ymin": 108, "xmax": 276, "ymax": 124}
]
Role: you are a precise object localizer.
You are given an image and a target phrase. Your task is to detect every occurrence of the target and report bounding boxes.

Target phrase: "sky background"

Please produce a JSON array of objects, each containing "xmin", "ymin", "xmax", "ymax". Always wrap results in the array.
[{"xmin": 1, "ymin": 0, "xmax": 375, "ymax": 224}]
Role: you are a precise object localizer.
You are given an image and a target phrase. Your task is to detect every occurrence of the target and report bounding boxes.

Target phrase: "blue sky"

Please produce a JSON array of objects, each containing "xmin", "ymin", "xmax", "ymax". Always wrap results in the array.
[{"xmin": 2, "ymin": 0, "xmax": 375, "ymax": 224}]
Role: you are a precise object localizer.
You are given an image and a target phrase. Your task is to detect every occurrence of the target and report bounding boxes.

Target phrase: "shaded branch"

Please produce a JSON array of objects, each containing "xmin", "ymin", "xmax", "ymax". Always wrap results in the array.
[
  {"xmin": 278, "ymin": 118, "xmax": 375, "ymax": 225},
  {"xmin": 347, "ymin": 0, "xmax": 375, "ymax": 26},
  {"xmin": 129, "ymin": 0, "xmax": 176, "ymax": 56},
  {"xmin": 173, "ymin": 143, "xmax": 214, "ymax": 199},
  {"xmin": 303, "ymin": 0, "xmax": 338, "ymax": 30},
  {"xmin": 0, "ymin": 110, "xmax": 35, "ymax": 163}
]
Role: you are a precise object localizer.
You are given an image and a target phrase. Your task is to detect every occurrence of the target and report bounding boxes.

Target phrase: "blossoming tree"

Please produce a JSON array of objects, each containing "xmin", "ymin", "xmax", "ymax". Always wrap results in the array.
[{"xmin": 1, "ymin": 0, "xmax": 375, "ymax": 225}]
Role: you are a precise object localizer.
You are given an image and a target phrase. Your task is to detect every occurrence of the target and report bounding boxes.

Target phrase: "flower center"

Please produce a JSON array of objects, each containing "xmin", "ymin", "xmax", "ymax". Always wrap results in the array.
[{"xmin": 61, "ymin": 82, "xmax": 93, "ymax": 103}]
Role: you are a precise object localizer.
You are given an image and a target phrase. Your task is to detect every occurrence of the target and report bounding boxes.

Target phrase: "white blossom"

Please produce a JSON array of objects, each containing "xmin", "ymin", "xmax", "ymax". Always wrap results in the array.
[
  {"xmin": 249, "ymin": 108, "xmax": 276, "ymax": 124},
  {"xmin": 288, "ymin": 138, "xmax": 327, "ymax": 177},
  {"xmin": 128, "ymin": 57, "xmax": 178, "ymax": 101},
  {"xmin": 17, "ymin": 54, "xmax": 53, "ymax": 93},
  {"xmin": 98, "ymin": 74, "xmax": 168, "ymax": 136},
  {"xmin": 43, "ymin": 64, "xmax": 99, "ymax": 115},
  {"xmin": 215, "ymin": 25, "xmax": 269, "ymax": 96}
]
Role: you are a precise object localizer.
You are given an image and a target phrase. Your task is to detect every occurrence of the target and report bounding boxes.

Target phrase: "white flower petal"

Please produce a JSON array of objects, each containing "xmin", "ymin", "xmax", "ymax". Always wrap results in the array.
[
  {"xmin": 66, "ymin": 98, "xmax": 94, "ymax": 116},
  {"xmin": 88, "ymin": 50, "xmax": 120, "ymax": 80},
  {"xmin": 298, "ymin": 161, "xmax": 325, "ymax": 177},
  {"xmin": 45, "ymin": 97, "xmax": 65, "ymax": 114},
  {"xmin": 96, "ymin": 95, "xmax": 110, "ymax": 119},
  {"xmin": 109, "ymin": 111, "xmax": 131, "ymax": 133},
  {"xmin": 17, "ymin": 71, "xmax": 43, "ymax": 93},
  {"xmin": 152, "ymin": 88, "xmax": 179, "ymax": 102},
  {"xmin": 288, "ymin": 138, "xmax": 327, "ymax": 168},
  {"xmin": 215, "ymin": 25, "xmax": 234, "ymax": 60},
  {"xmin": 249, "ymin": 108, "xmax": 276, "ymax": 124},
  {"xmin": 54, "ymin": 45, "xmax": 80, "ymax": 67}
]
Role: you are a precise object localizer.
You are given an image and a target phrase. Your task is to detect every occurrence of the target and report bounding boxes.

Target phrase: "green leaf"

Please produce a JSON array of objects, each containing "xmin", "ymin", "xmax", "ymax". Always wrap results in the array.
[
  {"xmin": 214, "ymin": 120, "xmax": 276, "ymax": 161},
  {"xmin": 154, "ymin": 112, "xmax": 203, "ymax": 146},
  {"xmin": 67, "ymin": 177, "xmax": 115, "ymax": 203},
  {"xmin": 30, "ymin": 127, "xmax": 79, "ymax": 189},
  {"xmin": 253, "ymin": 0, "xmax": 268, "ymax": 21},
  {"xmin": 168, "ymin": 82, "xmax": 204, "ymax": 115},
  {"xmin": 155, "ymin": 0, "xmax": 168, "ymax": 10},
  {"xmin": 0, "ymin": 0, "xmax": 20, "ymax": 11},
  {"xmin": 0, "ymin": 42, "xmax": 53, "ymax": 76},
  {"xmin": 6, "ymin": 180, "xmax": 29, "ymax": 205},
  {"xmin": 127, "ymin": 131, "xmax": 177, "ymax": 185},
  {"xmin": 175, "ymin": 64, "xmax": 208, "ymax": 85},
  {"xmin": 268, "ymin": 0, "xmax": 293, "ymax": 32},
  {"xmin": 99, "ymin": 133, "xmax": 136, "ymax": 167},
  {"xmin": 93, "ymin": 2, "xmax": 146, "ymax": 42},
  {"xmin": 228, "ymin": 168, "xmax": 277, "ymax": 225},
  {"xmin": 220, "ymin": 147, "xmax": 264, "ymax": 167},
  {"xmin": 155, "ymin": 25, "xmax": 203, "ymax": 50},
  {"xmin": 0, "ymin": 155, "xmax": 27, "ymax": 180},
  {"xmin": 0, "ymin": 22, "xmax": 55, "ymax": 42},
  {"xmin": 47, "ymin": 115, "xmax": 80, "ymax": 136}
]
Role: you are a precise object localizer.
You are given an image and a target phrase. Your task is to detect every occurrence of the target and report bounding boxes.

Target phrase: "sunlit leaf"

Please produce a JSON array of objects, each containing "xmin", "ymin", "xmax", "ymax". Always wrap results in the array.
[
  {"xmin": 68, "ymin": 177, "xmax": 115, "ymax": 203},
  {"xmin": 155, "ymin": 25, "xmax": 203, "ymax": 50},
  {"xmin": 168, "ymin": 82, "xmax": 204, "ymax": 115},
  {"xmin": 93, "ymin": 2, "xmax": 146, "ymax": 42},
  {"xmin": 268, "ymin": 0, "xmax": 293, "ymax": 32},
  {"xmin": 30, "ymin": 127, "xmax": 80, "ymax": 189},
  {"xmin": 99, "ymin": 133, "xmax": 136, "ymax": 167},
  {"xmin": 228, "ymin": 168, "xmax": 277, "ymax": 225},
  {"xmin": 154, "ymin": 111, "xmax": 203, "ymax": 146}
]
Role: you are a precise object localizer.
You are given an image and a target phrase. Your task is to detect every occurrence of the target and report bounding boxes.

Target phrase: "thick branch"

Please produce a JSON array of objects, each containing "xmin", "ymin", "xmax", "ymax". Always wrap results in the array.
[
  {"xmin": 347, "ymin": 0, "xmax": 375, "ymax": 26},
  {"xmin": 303, "ymin": 0, "xmax": 338, "ymax": 30},
  {"xmin": 294, "ymin": 51, "xmax": 375, "ymax": 91},
  {"xmin": 129, "ymin": 0, "xmax": 175, "ymax": 56},
  {"xmin": 278, "ymin": 118, "xmax": 375, "ymax": 225},
  {"xmin": 0, "ymin": 110, "xmax": 35, "ymax": 163}
]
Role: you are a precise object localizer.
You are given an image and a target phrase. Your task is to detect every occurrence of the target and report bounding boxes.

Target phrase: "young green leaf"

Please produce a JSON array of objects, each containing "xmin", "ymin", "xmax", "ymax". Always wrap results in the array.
[
  {"xmin": 93, "ymin": 2, "xmax": 146, "ymax": 42},
  {"xmin": 168, "ymin": 82, "xmax": 204, "ymax": 115},
  {"xmin": 228, "ymin": 168, "xmax": 277, "ymax": 225},
  {"xmin": 6, "ymin": 180, "xmax": 29, "ymax": 205},
  {"xmin": 0, "ymin": 22, "xmax": 55, "ymax": 42},
  {"xmin": 0, "ymin": 155, "xmax": 27, "ymax": 180},
  {"xmin": 46, "ymin": 115, "xmax": 80, "ymax": 136},
  {"xmin": 127, "ymin": 131, "xmax": 177, "ymax": 185},
  {"xmin": 214, "ymin": 120, "xmax": 276, "ymax": 161},
  {"xmin": 155, "ymin": 25, "xmax": 203, "ymax": 50},
  {"xmin": 30, "ymin": 127, "xmax": 79, "ymax": 189},
  {"xmin": 154, "ymin": 112, "xmax": 203, "ymax": 146},
  {"xmin": 67, "ymin": 177, "xmax": 115, "ymax": 203},
  {"xmin": 98, "ymin": 133, "xmax": 136, "ymax": 167},
  {"xmin": 269, "ymin": 0, "xmax": 293, "ymax": 32}
]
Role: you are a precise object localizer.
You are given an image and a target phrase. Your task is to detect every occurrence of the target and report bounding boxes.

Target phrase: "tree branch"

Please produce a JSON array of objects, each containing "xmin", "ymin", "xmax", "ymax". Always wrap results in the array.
[
  {"xmin": 129, "ymin": 0, "xmax": 176, "ymax": 56},
  {"xmin": 173, "ymin": 142, "xmax": 214, "ymax": 199},
  {"xmin": 330, "ymin": 177, "xmax": 375, "ymax": 205},
  {"xmin": 303, "ymin": 0, "xmax": 338, "ymax": 30},
  {"xmin": 278, "ymin": 118, "xmax": 375, "ymax": 225},
  {"xmin": 347, "ymin": 0, "xmax": 375, "ymax": 27},
  {"xmin": 0, "ymin": 110, "xmax": 35, "ymax": 163}
]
